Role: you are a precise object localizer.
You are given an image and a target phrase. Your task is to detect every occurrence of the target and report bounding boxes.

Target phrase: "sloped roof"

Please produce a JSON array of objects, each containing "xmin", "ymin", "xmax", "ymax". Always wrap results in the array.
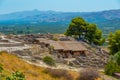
[
  {"xmin": 36, "ymin": 38, "xmax": 49, "ymax": 44},
  {"xmin": 49, "ymin": 41, "xmax": 64, "ymax": 50},
  {"xmin": 37, "ymin": 38, "xmax": 87, "ymax": 51},
  {"xmin": 55, "ymin": 41, "xmax": 87, "ymax": 51}
]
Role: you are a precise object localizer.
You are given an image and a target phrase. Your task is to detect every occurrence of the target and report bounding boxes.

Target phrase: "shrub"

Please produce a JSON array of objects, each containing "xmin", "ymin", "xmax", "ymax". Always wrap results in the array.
[
  {"xmin": 52, "ymin": 37, "xmax": 58, "ymax": 41},
  {"xmin": 6, "ymin": 71, "xmax": 25, "ymax": 80},
  {"xmin": 0, "ymin": 64, "xmax": 3, "ymax": 73},
  {"xmin": 105, "ymin": 61, "xmax": 120, "ymax": 76},
  {"xmin": 50, "ymin": 46, "xmax": 54, "ymax": 50},
  {"xmin": 114, "ymin": 51, "xmax": 120, "ymax": 65},
  {"xmin": 105, "ymin": 51, "xmax": 120, "ymax": 76},
  {"xmin": 43, "ymin": 56, "xmax": 55, "ymax": 66},
  {"xmin": 77, "ymin": 68, "xmax": 100, "ymax": 80},
  {"xmin": 44, "ymin": 68, "xmax": 73, "ymax": 80},
  {"xmin": 0, "ymin": 51, "xmax": 8, "ymax": 55}
]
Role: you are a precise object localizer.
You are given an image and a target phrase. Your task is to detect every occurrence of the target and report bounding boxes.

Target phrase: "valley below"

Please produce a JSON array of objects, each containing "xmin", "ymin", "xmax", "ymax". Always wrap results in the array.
[{"xmin": 0, "ymin": 9, "xmax": 120, "ymax": 35}]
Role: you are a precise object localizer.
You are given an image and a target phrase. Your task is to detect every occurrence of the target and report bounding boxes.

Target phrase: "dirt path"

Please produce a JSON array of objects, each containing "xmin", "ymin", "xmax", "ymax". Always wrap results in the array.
[{"xmin": 23, "ymin": 59, "xmax": 82, "ymax": 72}]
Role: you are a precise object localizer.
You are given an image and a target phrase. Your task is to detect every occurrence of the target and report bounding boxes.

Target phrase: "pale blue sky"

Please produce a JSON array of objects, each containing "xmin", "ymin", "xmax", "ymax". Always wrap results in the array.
[{"xmin": 0, "ymin": 0, "xmax": 120, "ymax": 14}]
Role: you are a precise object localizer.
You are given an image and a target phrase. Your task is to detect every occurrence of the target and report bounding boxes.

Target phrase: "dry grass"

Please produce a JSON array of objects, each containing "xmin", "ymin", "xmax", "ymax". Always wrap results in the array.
[
  {"xmin": 0, "ymin": 52, "xmax": 75, "ymax": 80},
  {"xmin": 0, "ymin": 52, "xmax": 103, "ymax": 80},
  {"xmin": 43, "ymin": 68, "xmax": 74, "ymax": 80},
  {"xmin": 77, "ymin": 68, "xmax": 101, "ymax": 80}
]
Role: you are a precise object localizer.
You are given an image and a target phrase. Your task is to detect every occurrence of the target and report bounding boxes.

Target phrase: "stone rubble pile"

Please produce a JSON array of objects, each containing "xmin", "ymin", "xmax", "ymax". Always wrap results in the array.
[{"xmin": 70, "ymin": 48, "xmax": 109, "ymax": 68}]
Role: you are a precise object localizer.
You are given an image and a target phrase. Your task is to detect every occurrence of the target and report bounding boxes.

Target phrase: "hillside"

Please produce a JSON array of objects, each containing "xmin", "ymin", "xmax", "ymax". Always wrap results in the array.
[
  {"xmin": 0, "ymin": 50, "xmax": 116, "ymax": 80},
  {"xmin": 1, "ymin": 9, "xmax": 120, "ymax": 22},
  {"xmin": 0, "ymin": 9, "xmax": 120, "ymax": 34},
  {"xmin": 0, "ymin": 52, "xmax": 78, "ymax": 80}
]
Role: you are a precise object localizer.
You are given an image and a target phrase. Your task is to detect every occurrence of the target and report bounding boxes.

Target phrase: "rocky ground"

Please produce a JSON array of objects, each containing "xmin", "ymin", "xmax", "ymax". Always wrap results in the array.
[
  {"xmin": 11, "ymin": 39, "xmax": 109, "ymax": 69},
  {"xmin": 20, "ymin": 56, "xmax": 118, "ymax": 80},
  {"xmin": 10, "ymin": 42, "xmax": 117, "ymax": 80},
  {"xmin": 6, "ymin": 34, "xmax": 116, "ymax": 79},
  {"xmin": 68, "ymin": 41, "xmax": 109, "ymax": 69}
]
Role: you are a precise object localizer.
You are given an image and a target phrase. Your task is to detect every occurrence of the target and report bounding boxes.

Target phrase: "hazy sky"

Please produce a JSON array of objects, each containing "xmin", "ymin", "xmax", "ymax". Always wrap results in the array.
[{"xmin": 0, "ymin": 0, "xmax": 120, "ymax": 14}]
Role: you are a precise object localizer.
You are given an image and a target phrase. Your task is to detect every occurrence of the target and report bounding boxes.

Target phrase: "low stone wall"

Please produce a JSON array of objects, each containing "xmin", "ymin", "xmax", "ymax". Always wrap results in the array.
[
  {"xmin": 0, "ymin": 40, "xmax": 9, "ymax": 42},
  {"xmin": 70, "ymin": 49, "xmax": 109, "ymax": 68},
  {"xmin": 0, "ymin": 43, "xmax": 24, "ymax": 47}
]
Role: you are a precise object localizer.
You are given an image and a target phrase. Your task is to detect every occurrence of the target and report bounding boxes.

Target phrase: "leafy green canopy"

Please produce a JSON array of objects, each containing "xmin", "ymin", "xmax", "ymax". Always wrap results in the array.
[
  {"xmin": 105, "ymin": 30, "xmax": 120, "ymax": 76},
  {"xmin": 108, "ymin": 30, "xmax": 120, "ymax": 55},
  {"xmin": 6, "ymin": 71, "xmax": 25, "ymax": 80},
  {"xmin": 105, "ymin": 51, "xmax": 120, "ymax": 76},
  {"xmin": 65, "ymin": 17, "xmax": 105, "ymax": 45},
  {"xmin": 105, "ymin": 61, "xmax": 120, "ymax": 76},
  {"xmin": 0, "ymin": 64, "xmax": 3, "ymax": 73},
  {"xmin": 43, "ymin": 56, "xmax": 55, "ymax": 66},
  {"xmin": 0, "ymin": 63, "xmax": 25, "ymax": 80}
]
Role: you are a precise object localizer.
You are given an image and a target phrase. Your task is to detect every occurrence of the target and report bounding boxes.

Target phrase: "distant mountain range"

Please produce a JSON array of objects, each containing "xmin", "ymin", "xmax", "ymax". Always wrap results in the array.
[{"xmin": 0, "ymin": 9, "xmax": 120, "ymax": 34}]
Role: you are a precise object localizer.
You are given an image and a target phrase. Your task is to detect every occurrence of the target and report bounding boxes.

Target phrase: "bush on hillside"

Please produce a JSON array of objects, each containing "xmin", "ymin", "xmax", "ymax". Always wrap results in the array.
[
  {"xmin": 0, "ymin": 64, "xmax": 3, "ymax": 73},
  {"xmin": 77, "ymin": 68, "xmax": 100, "ymax": 80},
  {"xmin": 0, "ymin": 51, "xmax": 8, "ymax": 55},
  {"xmin": 43, "ymin": 56, "xmax": 55, "ymax": 66},
  {"xmin": 44, "ymin": 68, "xmax": 73, "ymax": 80},
  {"xmin": 105, "ymin": 61, "xmax": 120, "ymax": 76},
  {"xmin": 114, "ymin": 51, "xmax": 120, "ymax": 65},
  {"xmin": 108, "ymin": 30, "xmax": 120, "ymax": 55},
  {"xmin": 50, "ymin": 46, "xmax": 54, "ymax": 50},
  {"xmin": 105, "ymin": 51, "xmax": 120, "ymax": 76},
  {"xmin": 6, "ymin": 71, "xmax": 25, "ymax": 80},
  {"xmin": 52, "ymin": 37, "xmax": 58, "ymax": 41}
]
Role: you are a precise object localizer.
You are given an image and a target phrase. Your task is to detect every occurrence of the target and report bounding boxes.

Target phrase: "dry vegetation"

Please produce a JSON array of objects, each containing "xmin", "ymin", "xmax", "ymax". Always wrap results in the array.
[
  {"xmin": 0, "ymin": 52, "xmax": 103, "ymax": 80},
  {"xmin": 77, "ymin": 68, "xmax": 100, "ymax": 80},
  {"xmin": 43, "ymin": 68, "xmax": 74, "ymax": 80},
  {"xmin": 0, "ymin": 52, "xmax": 78, "ymax": 80}
]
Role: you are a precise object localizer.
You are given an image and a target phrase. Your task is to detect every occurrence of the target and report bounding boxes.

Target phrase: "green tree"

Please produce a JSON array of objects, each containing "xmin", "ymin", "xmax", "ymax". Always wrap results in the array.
[
  {"xmin": 105, "ymin": 50, "xmax": 120, "ymax": 76},
  {"xmin": 105, "ymin": 31, "xmax": 120, "ymax": 76},
  {"xmin": 65, "ymin": 17, "xmax": 105, "ymax": 45},
  {"xmin": 85, "ymin": 24, "xmax": 97, "ymax": 44},
  {"xmin": 105, "ymin": 61, "xmax": 120, "ymax": 76},
  {"xmin": 93, "ymin": 29, "xmax": 105, "ymax": 45},
  {"xmin": 65, "ymin": 17, "xmax": 87, "ymax": 39},
  {"xmin": 108, "ymin": 30, "xmax": 120, "ymax": 55},
  {"xmin": 113, "ymin": 51, "xmax": 120, "ymax": 65}
]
